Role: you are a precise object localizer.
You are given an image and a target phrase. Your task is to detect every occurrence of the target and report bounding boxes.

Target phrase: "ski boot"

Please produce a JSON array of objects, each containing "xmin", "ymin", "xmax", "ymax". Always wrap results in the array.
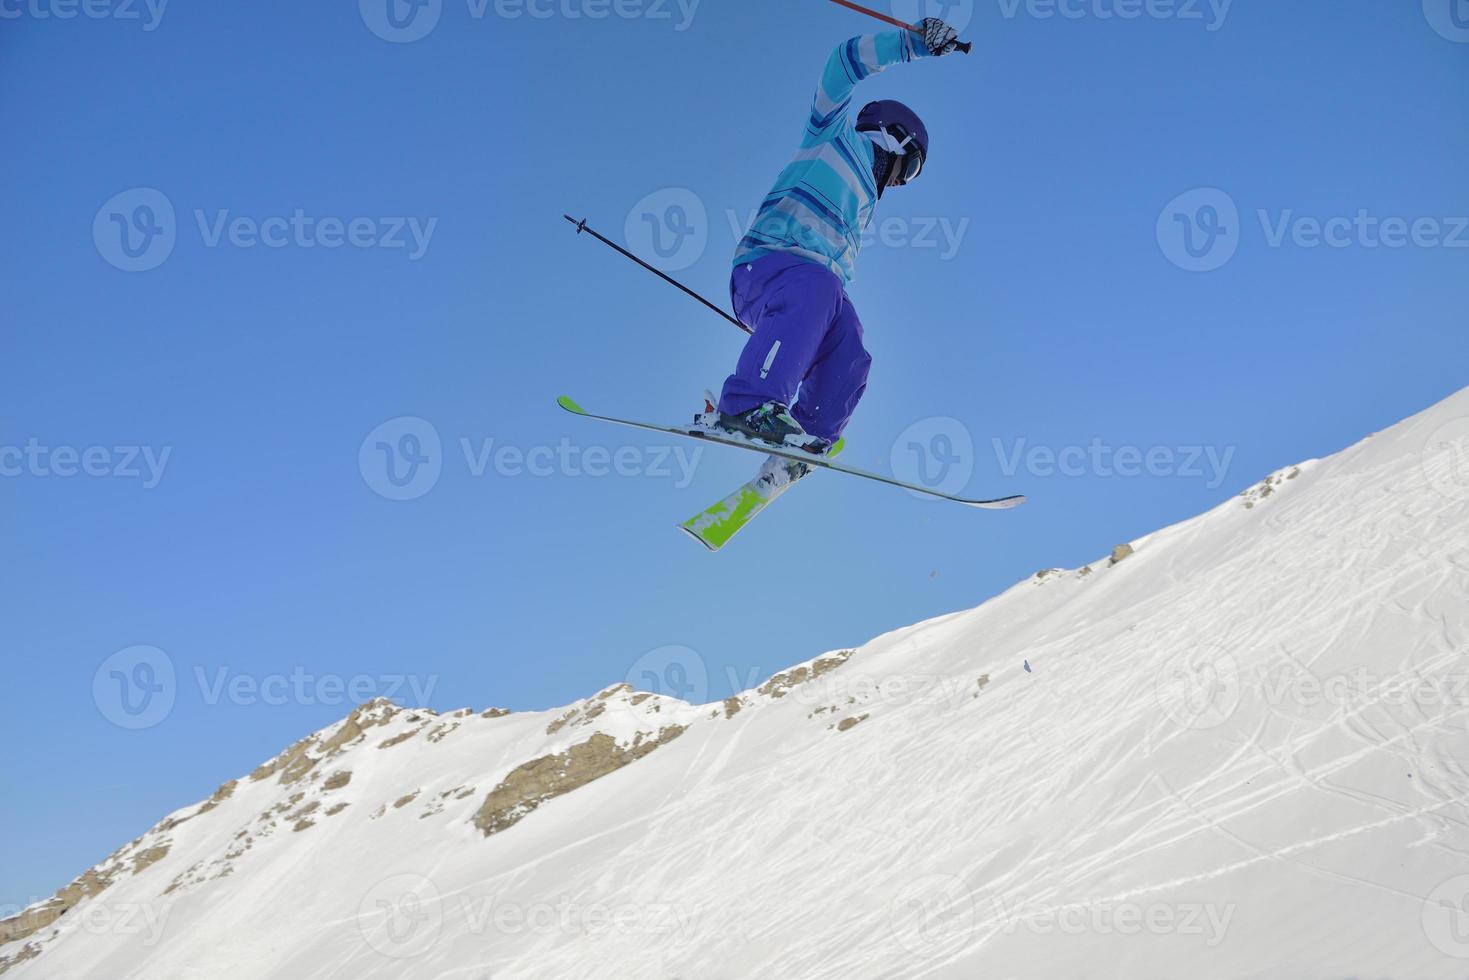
[{"xmin": 708, "ymin": 399, "xmax": 830, "ymax": 454}]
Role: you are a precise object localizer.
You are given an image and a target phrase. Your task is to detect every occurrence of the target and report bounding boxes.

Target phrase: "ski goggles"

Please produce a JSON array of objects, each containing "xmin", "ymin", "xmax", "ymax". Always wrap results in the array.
[{"xmin": 864, "ymin": 124, "xmax": 926, "ymax": 185}]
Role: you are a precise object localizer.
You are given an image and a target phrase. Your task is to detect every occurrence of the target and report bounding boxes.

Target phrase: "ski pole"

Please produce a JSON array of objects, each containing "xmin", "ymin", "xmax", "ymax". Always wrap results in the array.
[
  {"xmin": 824, "ymin": 0, "xmax": 973, "ymax": 54},
  {"xmin": 562, "ymin": 215, "xmax": 751, "ymax": 335}
]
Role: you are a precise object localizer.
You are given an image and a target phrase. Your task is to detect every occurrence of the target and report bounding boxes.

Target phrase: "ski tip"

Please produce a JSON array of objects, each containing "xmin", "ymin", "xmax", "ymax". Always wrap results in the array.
[
  {"xmin": 676, "ymin": 523, "xmax": 721, "ymax": 553},
  {"xmin": 971, "ymin": 495, "xmax": 1027, "ymax": 510},
  {"xmin": 556, "ymin": 395, "xmax": 588, "ymax": 415}
]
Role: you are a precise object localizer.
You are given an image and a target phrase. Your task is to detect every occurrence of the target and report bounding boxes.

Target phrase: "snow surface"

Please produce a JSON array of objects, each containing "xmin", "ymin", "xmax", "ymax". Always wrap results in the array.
[{"xmin": 7, "ymin": 388, "xmax": 1469, "ymax": 979}]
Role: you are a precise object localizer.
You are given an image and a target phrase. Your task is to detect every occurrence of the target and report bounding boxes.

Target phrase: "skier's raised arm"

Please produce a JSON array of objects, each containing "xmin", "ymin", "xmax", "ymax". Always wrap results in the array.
[{"xmin": 805, "ymin": 19, "xmax": 962, "ymax": 146}]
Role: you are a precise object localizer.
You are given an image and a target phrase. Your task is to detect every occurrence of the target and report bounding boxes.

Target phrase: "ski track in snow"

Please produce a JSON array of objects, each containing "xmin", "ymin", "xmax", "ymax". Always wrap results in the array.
[{"xmin": 6, "ymin": 388, "xmax": 1469, "ymax": 979}]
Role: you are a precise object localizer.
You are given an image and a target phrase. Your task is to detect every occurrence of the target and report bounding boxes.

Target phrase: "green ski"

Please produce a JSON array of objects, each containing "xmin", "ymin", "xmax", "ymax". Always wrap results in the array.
[{"xmin": 679, "ymin": 440, "xmax": 847, "ymax": 551}]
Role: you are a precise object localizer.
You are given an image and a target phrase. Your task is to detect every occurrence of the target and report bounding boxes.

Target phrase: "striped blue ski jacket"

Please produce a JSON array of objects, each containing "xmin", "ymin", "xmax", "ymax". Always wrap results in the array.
[{"xmin": 734, "ymin": 31, "xmax": 932, "ymax": 284}]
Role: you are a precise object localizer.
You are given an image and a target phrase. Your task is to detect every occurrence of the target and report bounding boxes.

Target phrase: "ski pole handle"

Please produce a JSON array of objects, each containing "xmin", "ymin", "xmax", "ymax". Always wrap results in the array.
[{"xmin": 823, "ymin": 0, "xmax": 973, "ymax": 54}]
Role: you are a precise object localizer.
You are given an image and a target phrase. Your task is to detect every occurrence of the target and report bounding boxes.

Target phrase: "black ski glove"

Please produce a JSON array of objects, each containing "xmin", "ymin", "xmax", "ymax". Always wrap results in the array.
[{"xmin": 919, "ymin": 17, "xmax": 961, "ymax": 57}]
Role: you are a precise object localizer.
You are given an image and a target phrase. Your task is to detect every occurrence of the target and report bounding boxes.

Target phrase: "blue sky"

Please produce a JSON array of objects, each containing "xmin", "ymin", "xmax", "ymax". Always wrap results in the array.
[{"xmin": 2, "ymin": 0, "xmax": 1466, "ymax": 911}]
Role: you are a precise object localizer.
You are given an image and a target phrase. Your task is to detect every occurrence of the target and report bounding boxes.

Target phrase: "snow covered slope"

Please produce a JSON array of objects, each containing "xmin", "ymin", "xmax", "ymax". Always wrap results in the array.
[{"xmin": 6, "ymin": 388, "xmax": 1469, "ymax": 979}]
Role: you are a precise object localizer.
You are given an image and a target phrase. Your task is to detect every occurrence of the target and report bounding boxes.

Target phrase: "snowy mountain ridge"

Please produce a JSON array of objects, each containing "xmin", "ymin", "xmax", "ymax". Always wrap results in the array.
[{"xmin": 5, "ymin": 387, "xmax": 1469, "ymax": 979}]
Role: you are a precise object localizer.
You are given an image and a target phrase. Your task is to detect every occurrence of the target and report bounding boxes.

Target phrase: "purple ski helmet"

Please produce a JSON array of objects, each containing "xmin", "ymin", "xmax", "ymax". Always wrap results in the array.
[{"xmin": 855, "ymin": 99, "xmax": 929, "ymax": 184}]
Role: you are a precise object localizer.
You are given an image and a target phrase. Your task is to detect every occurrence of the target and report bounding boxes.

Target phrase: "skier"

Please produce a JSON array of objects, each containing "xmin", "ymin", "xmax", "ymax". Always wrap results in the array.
[{"xmin": 713, "ymin": 18, "xmax": 965, "ymax": 456}]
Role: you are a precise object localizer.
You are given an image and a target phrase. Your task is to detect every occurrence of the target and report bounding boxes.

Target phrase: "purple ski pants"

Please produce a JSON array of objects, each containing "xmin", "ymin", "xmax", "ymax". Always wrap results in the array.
[{"xmin": 718, "ymin": 253, "xmax": 872, "ymax": 443}]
